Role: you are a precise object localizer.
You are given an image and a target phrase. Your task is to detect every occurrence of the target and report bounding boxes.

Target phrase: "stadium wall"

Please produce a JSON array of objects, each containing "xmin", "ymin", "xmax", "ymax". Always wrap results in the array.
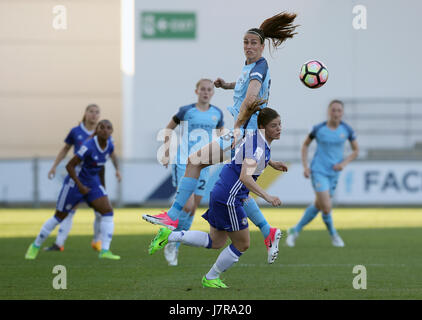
[{"xmin": 1, "ymin": 159, "xmax": 421, "ymax": 206}]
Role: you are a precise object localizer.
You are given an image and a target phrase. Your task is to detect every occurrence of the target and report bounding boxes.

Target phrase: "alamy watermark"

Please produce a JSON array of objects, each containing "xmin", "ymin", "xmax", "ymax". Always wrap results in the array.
[
  {"xmin": 52, "ymin": 5, "xmax": 67, "ymax": 30},
  {"xmin": 352, "ymin": 5, "xmax": 367, "ymax": 30},
  {"xmin": 352, "ymin": 265, "xmax": 367, "ymax": 289},
  {"xmin": 52, "ymin": 265, "xmax": 67, "ymax": 289}
]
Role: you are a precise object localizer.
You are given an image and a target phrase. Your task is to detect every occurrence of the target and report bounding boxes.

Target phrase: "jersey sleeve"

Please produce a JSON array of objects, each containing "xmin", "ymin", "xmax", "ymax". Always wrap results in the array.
[
  {"xmin": 64, "ymin": 128, "xmax": 75, "ymax": 146},
  {"xmin": 249, "ymin": 58, "xmax": 269, "ymax": 83},
  {"xmin": 309, "ymin": 122, "xmax": 325, "ymax": 140},
  {"xmin": 76, "ymin": 143, "xmax": 91, "ymax": 161},
  {"xmin": 347, "ymin": 125, "xmax": 357, "ymax": 141},
  {"xmin": 173, "ymin": 105, "xmax": 191, "ymax": 124}
]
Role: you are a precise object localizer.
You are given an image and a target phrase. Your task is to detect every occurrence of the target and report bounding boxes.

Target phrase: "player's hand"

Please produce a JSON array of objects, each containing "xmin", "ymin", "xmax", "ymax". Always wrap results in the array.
[
  {"xmin": 160, "ymin": 155, "xmax": 170, "ymax": 168},
  {"xmin": 265, "ymin": 195, "xmax": 282, "ymax": 207},
  {"xmin": 78, "ymin": 184, "xmax": 90, "ymax": 195},
  {"xmin": 48, "ymin": 168, "xmax": 56, "ymax": 180},
  {"xmin": 214, "ymin": 78, "xmax": 227, "ymax": 89},
  {"xmin": 115, "ymin": 170, "xmax": 122, "ymax": 182},
  {"xmin": 270, "ymin": 161, "xmax": 288, "ymax": 172},
  {"xmin": 333, "ymin": 163, "xmax": 345, "ymax": 171},
  {"xmin": 304, "ymin": 167, "xmax": 311, "ymax": 178}
]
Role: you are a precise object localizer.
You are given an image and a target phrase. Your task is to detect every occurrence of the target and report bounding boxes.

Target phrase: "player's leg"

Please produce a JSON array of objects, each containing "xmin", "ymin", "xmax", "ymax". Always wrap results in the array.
[
  {"xmin": 143, "ymin": 135, "xmax": 230, "ymax": 228},
  {"xmin": 26, "ymin": 180, "xmax": 82, "ymax": 259},
  {"xmin": 242, "ymin": 197, "xmax": 281, "ymax": 263},
  {"xmin": 91, "ymin": 210, "xmax": 102, "ymax": 251},
  {"xmin": 318, "ymin": 175, "xmax": 344, "ymax": 247},
  {"xmin": 203, "ymin": 228, "xmax": 249, "ymax": 288},
  {"xmin": 88, "ymin": 187, "xmax": 120, "ymax": 260},
  {"xmin": 44, "ymin": 209, "xmax": 75, "ymax": 251},
  {"xmin": 286, "ymin": 173, "xmax": 326, "ymax": 247},
  {"xmin": 25, "ymin": 210, "xmax": 70, "ymax": 259}
]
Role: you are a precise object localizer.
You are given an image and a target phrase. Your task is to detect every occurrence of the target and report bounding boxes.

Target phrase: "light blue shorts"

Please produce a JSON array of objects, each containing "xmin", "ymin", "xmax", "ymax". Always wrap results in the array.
[
  {"xmin": 171, "ymin": 164, "xmax": 210, "ymax": 197},
  {"xmin": 311, "ymin": 172, "xmax": 339, "ymax": 197}
]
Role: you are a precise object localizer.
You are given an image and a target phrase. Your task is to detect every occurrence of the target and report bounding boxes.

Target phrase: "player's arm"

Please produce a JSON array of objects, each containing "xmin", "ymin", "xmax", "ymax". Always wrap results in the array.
[
  {"xmin": 334, "ymin": 139, "xmax": 359, "ymax": 171},
  {"xmin": 268, "ymin": 160, "xmax": 288, "ymax": 172},
  {"xmin": 239, "ymin": 158, "xmax": 281, "ymax": 207},
  {"xmin": 214, "ymin": 78, "xmax": 235, "ymax": 90},
  {"xmin": 48, "ymin": 144, "xmax": 72, "ymax": 179},
  {"xmin": 301, "ymin": 136, "xmax": 313, "ymax": 178},
  {"xmin": 65, "ymin": 156, "xmax": 89, "ymax": 195},
  {"xmin": 161, "ymin": 118, "xmax": 178, "ymax": 168},
  {"xmin": 110, "ymin": 151, "xmax": 121, "ymax": 182}
]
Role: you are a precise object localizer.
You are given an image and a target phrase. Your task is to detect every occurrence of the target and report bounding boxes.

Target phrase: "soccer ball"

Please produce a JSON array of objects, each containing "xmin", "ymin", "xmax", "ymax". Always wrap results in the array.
[{"xmin": 299, "ymin": 60, "xmax": 328, "ymax": 89}]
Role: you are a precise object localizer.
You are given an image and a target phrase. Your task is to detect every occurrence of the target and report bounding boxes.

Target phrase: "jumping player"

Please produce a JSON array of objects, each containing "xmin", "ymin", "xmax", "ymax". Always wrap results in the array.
[
  {"xmin": 44, "ymin": 104, "xmax": 121, "ymax": 252},
  {"xmin": 286, "ymin": 100, "xmax": 359, "ymax": 247},
  {"xmin": 25, "ymin": 120, "xmax": 121, "ymax": 260},
  {"xmin": 160, "ymin": 79, "xmax": 224, "ymax": 266},
  {"xmin": 148, "ymin": 108, "xmax": 282, "ymax": 288},
  {"xmin": 143, "ymin": 12, "xmax": 298, "ymax": 264}
]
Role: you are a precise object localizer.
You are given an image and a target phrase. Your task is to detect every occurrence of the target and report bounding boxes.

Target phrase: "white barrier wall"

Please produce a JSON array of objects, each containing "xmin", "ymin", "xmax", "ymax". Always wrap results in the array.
[{"xmin": 1, "ymin": 160, "xmax": 422, "ymax": 206}]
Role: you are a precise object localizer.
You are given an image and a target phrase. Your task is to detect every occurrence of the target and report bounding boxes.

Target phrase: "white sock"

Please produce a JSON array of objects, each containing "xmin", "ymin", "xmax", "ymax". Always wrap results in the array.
[
  {"xmin": 55, "ymin": 212, "xmax": 74, "ymax": 247},
  {"xmin": 100, "ymin": 215, "xmax": 114, "ymax": 251},
  {"xmin": 168, "ymin": 230, "xmax": 210, "ymax": 248},
  {"xmin": 206, "ymin": 244, "xmax": 242, "ymax": 280},
  {"xmin": 34, "ymin": 216, "xmax": 61, "ymax": 247},
  {"xmin": 92, "ymin": 211, "xmax": 102, "ymax": 242}
]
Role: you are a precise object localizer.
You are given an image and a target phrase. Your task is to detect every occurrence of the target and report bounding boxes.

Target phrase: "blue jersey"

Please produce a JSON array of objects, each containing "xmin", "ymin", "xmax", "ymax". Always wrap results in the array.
[
  {"xmin": 173, "ymin": 103, "xmax": 224, "ymax": 164},
  {"xmin": 74, "ymin": 136, "xmax": 114, "ymax": 186},
  {"xmin": 212, "ymin": 130, "xmax": 271, "ymax": 205},
  {"xmin": 64, "ymin": 123, "xmax": 94, "ymax": 154},
  {"xmin": 310, "ymin": 121, "xmax": 356, "ymax": 176},
  {"xmin": 227, "ymin": 57, "xmax": 271, "ymax": 130}
]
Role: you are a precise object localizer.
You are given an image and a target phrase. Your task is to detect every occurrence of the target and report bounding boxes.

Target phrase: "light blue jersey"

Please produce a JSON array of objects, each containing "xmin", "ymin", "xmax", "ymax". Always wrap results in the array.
[
  {"xmin": 173, "ymin": 103, "xmax": 224, "ymax": 164},
  {"xmin": 227, "ymin": 57, "xmax": 271, "ymax": 130},
  {"xmin": 310, "ymin": 121, "xmax": 356, "ymax": 176}
]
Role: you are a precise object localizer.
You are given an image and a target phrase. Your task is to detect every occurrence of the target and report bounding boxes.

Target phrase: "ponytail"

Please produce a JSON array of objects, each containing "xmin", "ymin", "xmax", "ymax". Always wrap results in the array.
[{"xmin": 247, "ymin": 12, "xmax": 299, "ymax": 50}]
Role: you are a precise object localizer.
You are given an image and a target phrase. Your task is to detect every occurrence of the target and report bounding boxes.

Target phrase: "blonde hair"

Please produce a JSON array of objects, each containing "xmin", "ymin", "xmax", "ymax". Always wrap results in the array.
[{"xmin": 195, "ymin": 78, "xmax": 213, "ymax": 89}]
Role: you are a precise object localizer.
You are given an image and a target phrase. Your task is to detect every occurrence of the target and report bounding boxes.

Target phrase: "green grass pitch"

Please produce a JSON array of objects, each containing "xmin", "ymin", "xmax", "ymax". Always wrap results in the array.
[{"xmin": 1, "ymin": 207, "xmax": 421, "ymax": 300}]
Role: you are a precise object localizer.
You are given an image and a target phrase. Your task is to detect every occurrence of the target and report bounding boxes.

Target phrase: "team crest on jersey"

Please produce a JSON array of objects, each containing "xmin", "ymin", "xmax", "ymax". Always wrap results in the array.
[
  {"xmin": 212, "ymin": 115, "xmax": 218, "ymax": 122},
  {"xmin": 340, "ymin": 133, "xmax": 345, "ymax": 139},
  {"xmin": 241, "ymin": 217, "xmax": 248, "ymax": 226},
  {"xmin": 78, "ymin": 135, "xmax": 83, "ymax": 140}
]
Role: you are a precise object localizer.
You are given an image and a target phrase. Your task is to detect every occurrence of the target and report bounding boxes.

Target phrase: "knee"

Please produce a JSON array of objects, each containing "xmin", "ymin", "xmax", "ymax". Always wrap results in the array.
[
  {"xmin": 321, "ymin": 206, "xmax": 331, "ymax": 214},
  {"xmin": 55, "ymin": 211, "xmax": 68, "ymax": 221},
  {"xmin": 235, "ymin": 241, "xmax": 249, "ymax": 253}
]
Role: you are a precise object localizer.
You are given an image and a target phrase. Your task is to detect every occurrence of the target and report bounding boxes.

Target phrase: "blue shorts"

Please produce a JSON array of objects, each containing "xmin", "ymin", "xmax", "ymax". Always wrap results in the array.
[
  {"xmin": 311, "ymin": 172, "xmax": 339, "ymax": 197},
  {"xmin": 171, "ymin": 164, "xmax": 210, "ymax": 197},
  {"xmin": 56, "ymin": 178, "xmax": 107, "ymax": 213},
  {"xmin": 202, "ymin": 192, "xmax": 249, "ymax": 232}
]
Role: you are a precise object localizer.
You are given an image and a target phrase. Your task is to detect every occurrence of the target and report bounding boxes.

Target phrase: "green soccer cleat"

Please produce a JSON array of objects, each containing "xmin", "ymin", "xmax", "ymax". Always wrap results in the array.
[
  {"xmin": 25, "ymin": 243, "xmax": 40, "ymax": 260},
  {"xmin": 201, "ymin": 276, "xmax": 228, "ymax": 288},
  {"xmin": 148, "ymin": 227, "xmax": 172, "ymax": 255},
  {"xmin": 99, "ymin": 249, "xmax": 121, "ymax": 260}
]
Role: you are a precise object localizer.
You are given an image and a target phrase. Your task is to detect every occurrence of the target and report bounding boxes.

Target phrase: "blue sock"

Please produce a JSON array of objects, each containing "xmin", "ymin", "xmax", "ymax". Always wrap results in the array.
[
  {"xmin": 243, "ymin": 198, "xmax": 271, "ymax": 238},
  {"xmin": 168, "ymin": 177, "xmax": 197, "ymax": 220},
  {"xmin": 294, "ymin": 204, "xmax": 319, "ymax": 233},
  {"xmin": 322, "ymin": 212, "xmax": 337, "ymax": 236}
]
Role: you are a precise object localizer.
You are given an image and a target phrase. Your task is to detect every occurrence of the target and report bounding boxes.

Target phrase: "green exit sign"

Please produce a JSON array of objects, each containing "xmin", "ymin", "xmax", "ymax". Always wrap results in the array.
[{"xmin": 141, "ymin": 12, "xmax": 196, "ymax": 39}]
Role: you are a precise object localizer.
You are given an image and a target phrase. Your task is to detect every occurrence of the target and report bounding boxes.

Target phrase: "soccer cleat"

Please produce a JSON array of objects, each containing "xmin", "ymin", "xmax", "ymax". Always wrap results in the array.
[
  {"xmin": 25, "ymin": 243, "xmax": 40, "ymax": 260},
  {"xmin": 286, "ymin": 228, "xmax": 299, "ymax": 247},
  {"xmin": 264, "ymin": 228, "xmax": 282, "ymax": 264},
  {"xmin": 201, "ymin": 276, "xmax": 228, "ymax": 288},
  {"xmin": 99, "ymin": 249, "xmax": 121, "ymax": 260},
  {"xmin": 43, "ymin": 243, "xmax": 64, "ymax": 252},
  {"xmin": 142, "ymin": 211, "xmax": 179, "ymax": 230},
  {"xmin": 148, "ymin": 228, "xmax": 172, "ymax": 255},
  {"xmin": 164, "ymin": 242, "xmax": 179, "ymax": 266},
  {"xmin": 331, "ymin": 234, "xmax": 345, "ymax": 247},
  {"xmin": 91, "ymin": 240, "xmax": 102, "ymax": 252}
]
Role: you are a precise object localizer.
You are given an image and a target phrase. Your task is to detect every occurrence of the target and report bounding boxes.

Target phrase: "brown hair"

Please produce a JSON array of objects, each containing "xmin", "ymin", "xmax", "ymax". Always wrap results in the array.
[
  {"xmin": 328, "ymin": 99, "xmax": 344, "ymax": 108},
  {"xmin": 257, "ymin": 107, "xmax": 280, "ymax": 128},
  {"xmin": 81, "ymin": 104, "xmax": 100, "ymax": 125},
  {"xmin": 247, "ymin": 12, "xmax": 299, "ymax": 50},
  {"xmin": 195, "ymin": 78, "xmax": 213, "ymax": 89}
]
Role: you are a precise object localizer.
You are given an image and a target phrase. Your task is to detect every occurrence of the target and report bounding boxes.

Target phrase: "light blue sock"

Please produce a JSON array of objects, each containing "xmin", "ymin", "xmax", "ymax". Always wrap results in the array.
[
  {"xmin": 175, "ymin": 211, "xmax": 195, "ymax": 249},
  {"xmin": 243, "ymin": 198, "xmax": 271, "ymax": 238},
  {"xmin": 294, "ymin": 204, "xmax": 319, "ymax": 233},
  {"xmin": 168, "ymin": 177, "xmax": 197, "ymax": 220},
  {"xmin": 322, "ymin": 212, "xmax": 337, "ymax": 236}
]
